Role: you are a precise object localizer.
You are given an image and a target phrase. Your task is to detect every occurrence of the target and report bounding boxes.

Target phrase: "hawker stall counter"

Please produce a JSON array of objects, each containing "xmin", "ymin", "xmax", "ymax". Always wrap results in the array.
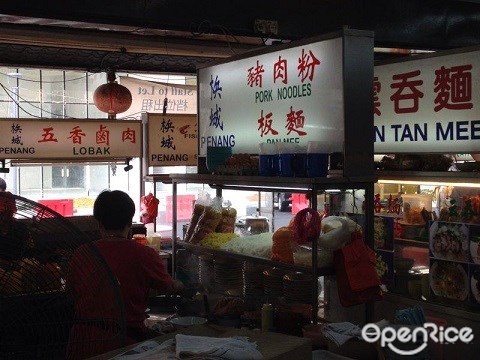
[{"xmin": 168, "ymin": 173, "xmax": 377, "ymax": 325}]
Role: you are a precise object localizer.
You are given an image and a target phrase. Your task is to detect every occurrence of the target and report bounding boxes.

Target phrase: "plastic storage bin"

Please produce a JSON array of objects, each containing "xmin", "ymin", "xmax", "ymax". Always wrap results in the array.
[
  {"xmin": 401, "ymin": 194, "xmax": 432, "ymax": 225},
  {"xmin": 38, "ymin": 199, "xmax": 74, "ymax": 216}
]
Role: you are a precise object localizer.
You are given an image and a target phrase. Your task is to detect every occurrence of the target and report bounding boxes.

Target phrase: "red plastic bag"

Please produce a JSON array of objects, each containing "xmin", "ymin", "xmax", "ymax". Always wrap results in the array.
[
  {"xmin": 334, "ymin": 232, "xmax": 383, "ymax": 307},
  {"xmin": 140, "ymin": 193, "xmax": 159, "ymax": 224}
]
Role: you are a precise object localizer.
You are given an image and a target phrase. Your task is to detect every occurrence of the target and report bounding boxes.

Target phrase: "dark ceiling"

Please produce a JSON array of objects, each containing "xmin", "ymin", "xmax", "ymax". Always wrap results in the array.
[{"xmin": 1, "ymin": 0, "xmax": 480, "ymax": 74}]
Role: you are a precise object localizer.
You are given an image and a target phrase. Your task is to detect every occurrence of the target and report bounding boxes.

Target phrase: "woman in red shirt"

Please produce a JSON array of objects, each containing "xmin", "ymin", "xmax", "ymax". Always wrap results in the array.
[{"xmin": 66, "ymin": 190, "xmax": 183, "ymax": 359}]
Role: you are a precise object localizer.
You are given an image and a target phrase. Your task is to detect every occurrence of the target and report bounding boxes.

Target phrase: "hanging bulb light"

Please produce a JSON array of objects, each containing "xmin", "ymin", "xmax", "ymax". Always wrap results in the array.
[{"xmin": 93, "ymin": 70, "xmax": 132, "ymax": 119}]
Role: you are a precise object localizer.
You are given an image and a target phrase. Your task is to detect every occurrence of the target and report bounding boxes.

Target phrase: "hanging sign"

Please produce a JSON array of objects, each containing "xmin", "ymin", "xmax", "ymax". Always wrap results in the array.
[
  {"xmin": 197, "ymin": 34, "xmax": 346, "ymax": 156},
  {"xmin": 120, "ymin": 77, "xmax": 197, "ymax": 116},
  {"xmin": 147, "ymin": 113, "xmax": 197, "ymax": 166},
  {"xmin": 374, "ymin": 46, "xmax": 480, "ymax": 153},
  {"xmin": 0, "ymin": 118, "xmax": 142, "ymax": 159}
]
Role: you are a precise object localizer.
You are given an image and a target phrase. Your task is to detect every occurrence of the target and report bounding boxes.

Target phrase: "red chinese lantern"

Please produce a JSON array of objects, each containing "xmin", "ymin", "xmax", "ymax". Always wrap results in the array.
[{"xmin": 93, "ymin": 71, "xmax": 132, "ymax": 119}]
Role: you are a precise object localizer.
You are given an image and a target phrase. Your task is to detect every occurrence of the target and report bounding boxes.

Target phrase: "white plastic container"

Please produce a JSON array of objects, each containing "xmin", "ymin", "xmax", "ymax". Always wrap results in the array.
[{"xmin": 401, "ymin": 194, "xmax": 433, "ymax": 212}]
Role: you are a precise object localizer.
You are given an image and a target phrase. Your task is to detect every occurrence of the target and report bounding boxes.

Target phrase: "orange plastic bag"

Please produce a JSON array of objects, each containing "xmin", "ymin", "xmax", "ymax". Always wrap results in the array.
[
  {"xmin": 334, "ymin": 232, "xmax": 383, "ymax": 306},
  {"xmin": 271, "ymin": 226, "xmax": 294, "ymax": 264},
  {"xmin": 140, "ymin": 193, "xmax": 159, "ymax": 224}
]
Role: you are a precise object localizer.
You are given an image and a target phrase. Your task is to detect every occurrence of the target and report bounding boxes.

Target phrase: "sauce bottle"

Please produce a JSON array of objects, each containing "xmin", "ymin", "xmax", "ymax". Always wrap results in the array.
[{"xmin": 261, "ymin": 303, "xmax": 273, "ymax": 332}]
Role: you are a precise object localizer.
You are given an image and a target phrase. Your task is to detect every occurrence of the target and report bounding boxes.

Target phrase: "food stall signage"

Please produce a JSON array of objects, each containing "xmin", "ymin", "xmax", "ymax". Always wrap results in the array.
[
  {"xmin": 0, "ymin": 118, "xmax": 142, "ymax": 159},
  {"xmin": 198, "ymin": 36, "xmax": 345, "ymax": 155},
  {"xmin": 146, "ymin": 113, "xmax": 197, "ymax": 166},
  {"xmin": 374, "ymin": 48, "xmax": 480, "ymax": 153}
]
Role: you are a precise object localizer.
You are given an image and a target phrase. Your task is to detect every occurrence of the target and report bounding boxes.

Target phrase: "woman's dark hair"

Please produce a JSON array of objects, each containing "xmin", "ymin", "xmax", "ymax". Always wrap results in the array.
[{"xmin": 93, "ymin": 190, "xmax": 135, "ymax": 230}]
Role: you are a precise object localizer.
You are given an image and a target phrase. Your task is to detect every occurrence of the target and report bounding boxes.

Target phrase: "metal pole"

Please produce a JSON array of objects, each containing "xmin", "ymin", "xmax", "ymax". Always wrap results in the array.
[
  {"xmin": 311, "ymin": 186, "xmax": 319, "ymax": 324},
  {"xmin": 172, "ymin": 179, "xmax": 178, "ymax": 278}
]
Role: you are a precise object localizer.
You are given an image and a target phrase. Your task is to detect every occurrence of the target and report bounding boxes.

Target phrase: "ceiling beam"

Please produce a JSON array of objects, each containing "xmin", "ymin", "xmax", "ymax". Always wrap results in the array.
[{"xmin": 0, "ymin": 23, "xmax": 263, "ymax": 59}]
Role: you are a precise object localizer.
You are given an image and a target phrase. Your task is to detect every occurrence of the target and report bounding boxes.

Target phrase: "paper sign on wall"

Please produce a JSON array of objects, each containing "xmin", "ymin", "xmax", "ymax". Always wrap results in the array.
[{"xmin": 120, "ymin": 77, "xmax": 197, "ymax": 116}]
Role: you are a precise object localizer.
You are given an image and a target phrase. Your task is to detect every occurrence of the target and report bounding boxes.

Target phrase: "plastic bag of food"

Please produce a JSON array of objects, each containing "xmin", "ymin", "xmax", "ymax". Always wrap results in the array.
[
  {"xmin": 220, "ymin": 232, "xmax": 273, "ymax": 258},
  {"xmin": 200, "ymin": 232, "xmax": 239, "ymax": 249},
  {"xmin": 184, "ymin": 193, "xmax": 211, "ymax": 242},
  {"xmin": 215, "ymin": 201, "xmax": 237, "ymax": 233},
  {"xmin": 190, "ymin": 197, "xmax": 223, "ymax": 244},
  {"xmin": 293, "ymin": 246, "xmax": 334, "ymax": 268},
  {"xmin": 318, "ymin": 216, "xmax": 362, "ymax": 250}
]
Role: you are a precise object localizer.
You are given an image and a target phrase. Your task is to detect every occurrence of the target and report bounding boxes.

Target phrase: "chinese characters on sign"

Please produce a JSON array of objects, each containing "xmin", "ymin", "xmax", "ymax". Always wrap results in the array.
[
  {"xmin": 198, "ymin": 36, "xmax": 345, "ymax": 155},
  {"xmin": 374, "ymin": 50, "xmax": 480, "ymax": 153},
  {"xmin": 0, "ymin": 119, "xmax": 141, "ymax": 159},
  {"xmin": 376, "ymin": 66, "xmax": 473, "ymax": 116},
  {"xmin": 201, "ymin": 41, "xmax": 328, "ymax": 153},
  {"xmin": 374, "ymin": 193, "xmax": 401, "ymax": 214},
  {"xmin": 248, "ymin": 48, "xmax": 318, "ymax": 139},
  {"xmin": 147, "ymin": 113, "xmax": 197, "ymax": 166}
]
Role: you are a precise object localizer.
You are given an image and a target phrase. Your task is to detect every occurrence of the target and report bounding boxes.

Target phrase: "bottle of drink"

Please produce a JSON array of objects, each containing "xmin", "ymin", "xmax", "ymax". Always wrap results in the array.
[
  {"xmin": 261, "ymin": 303, "xmax": 273, "ymax": 332},
  {"xmin": 133, "ymin": 234, "xmax": 148, "ymax": 245}
]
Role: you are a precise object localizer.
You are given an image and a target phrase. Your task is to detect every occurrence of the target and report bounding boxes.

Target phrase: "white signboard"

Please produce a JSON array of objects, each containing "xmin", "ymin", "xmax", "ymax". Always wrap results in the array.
[
  {"xmin": 120, "ymin": 77, "xmax": 197, "ymax": 116},
  {"xmin": 147, "ymin": 113, "xmax": 198, "ymax": 166},
  {"xmin": 0, "ymin": 118, "xmax": 142, "ymax": 159},
  {"xmin": 198, "ymin": 37, "xmax": 345, "ymax": 156},
  {"xmin": 374, "ymin": 47, "xmax": 480, "ymax": 153}
]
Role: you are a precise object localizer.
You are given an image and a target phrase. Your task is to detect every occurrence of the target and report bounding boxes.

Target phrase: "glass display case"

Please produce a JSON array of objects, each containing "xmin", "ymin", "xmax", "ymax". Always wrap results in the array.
[{"xmin": 375, "ymin": 171, "xmax": 480, "ymax": 312}]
